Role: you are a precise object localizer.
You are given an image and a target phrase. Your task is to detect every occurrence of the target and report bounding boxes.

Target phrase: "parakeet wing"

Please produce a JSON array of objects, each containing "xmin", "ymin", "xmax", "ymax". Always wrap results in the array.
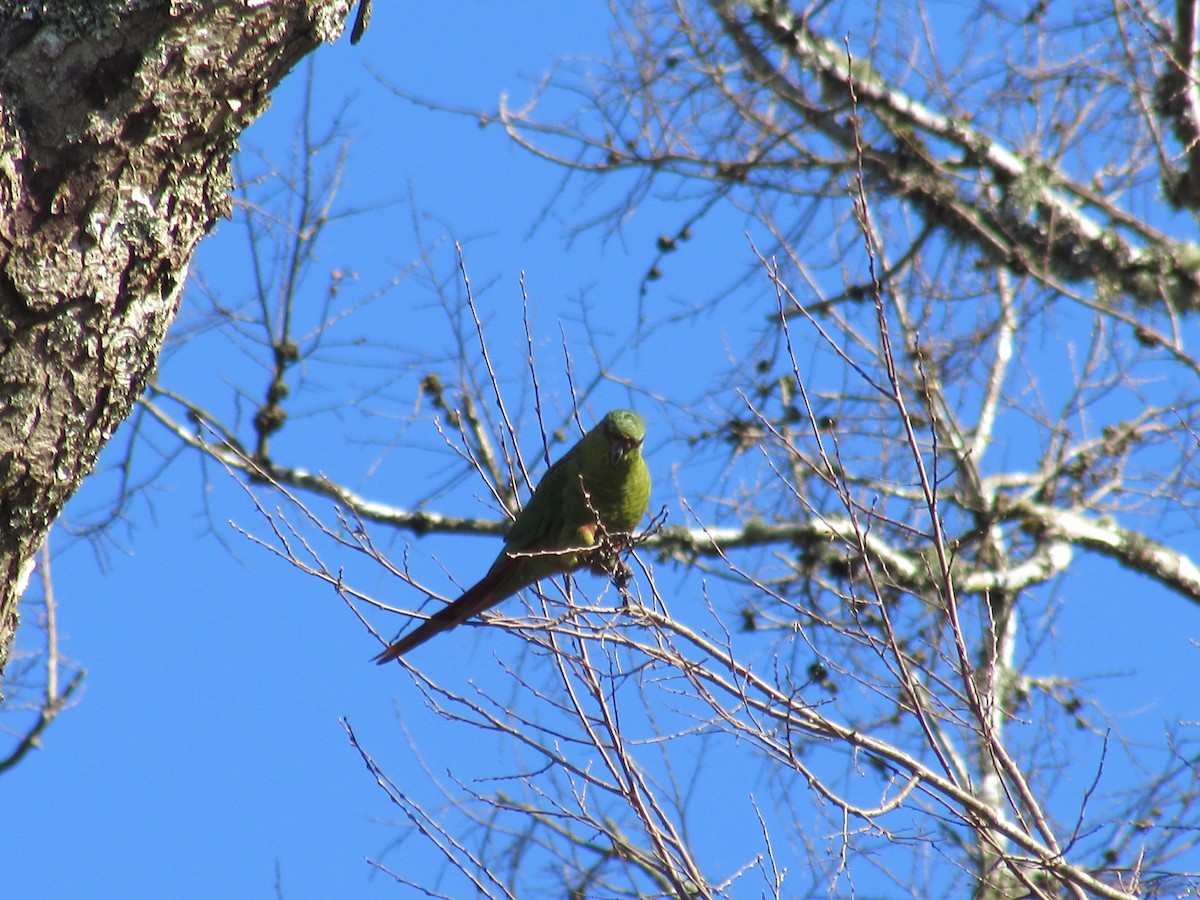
[{"xmin": 502, "ymin": 439, "xmax": 581, "ymax": 550}]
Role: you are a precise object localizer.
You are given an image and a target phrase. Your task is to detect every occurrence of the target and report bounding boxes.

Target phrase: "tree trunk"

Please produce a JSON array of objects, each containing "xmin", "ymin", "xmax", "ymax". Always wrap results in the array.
[{"xmin": 0, "ymin": 0, "xmax": 350, "ymax": 684}]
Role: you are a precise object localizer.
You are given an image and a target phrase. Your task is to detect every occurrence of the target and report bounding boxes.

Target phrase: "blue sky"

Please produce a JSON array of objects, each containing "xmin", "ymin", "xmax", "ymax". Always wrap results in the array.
[
  {"xmin": 5, "ymin": 3, "xmax": 1200, "ymax": 898},
  {"xmin": 4, "ymin": 6, "xmax": 715, "ymax": 897}
]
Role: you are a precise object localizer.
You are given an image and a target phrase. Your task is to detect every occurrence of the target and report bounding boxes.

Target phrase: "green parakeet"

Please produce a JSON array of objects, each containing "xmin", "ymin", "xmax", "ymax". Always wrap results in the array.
[{"xmin": 374, "ymin": 409, "xmax": 651, "ymax": 662}]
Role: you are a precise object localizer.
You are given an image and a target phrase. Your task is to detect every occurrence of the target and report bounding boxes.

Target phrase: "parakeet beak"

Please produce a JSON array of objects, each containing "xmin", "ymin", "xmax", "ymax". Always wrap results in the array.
[{"xmin": 609, "ymin": 435, "xmax": 642, "ymax": 463}]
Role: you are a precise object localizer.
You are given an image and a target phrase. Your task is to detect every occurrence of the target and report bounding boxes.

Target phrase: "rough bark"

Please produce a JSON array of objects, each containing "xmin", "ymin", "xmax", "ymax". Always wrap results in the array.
[{"xmin": 0, "ymin": 0, "xmax": 351, "ymax": 684}]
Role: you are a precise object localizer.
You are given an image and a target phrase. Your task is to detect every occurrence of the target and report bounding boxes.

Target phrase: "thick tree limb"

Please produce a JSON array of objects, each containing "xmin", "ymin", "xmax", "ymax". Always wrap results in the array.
[
  {"xmin": 711, "ymin": 0, "xmax": 1200, "ymax": 311},
  {"xmin": 0, "ymin": 0, "xmax": 351, "ymax": 682}
]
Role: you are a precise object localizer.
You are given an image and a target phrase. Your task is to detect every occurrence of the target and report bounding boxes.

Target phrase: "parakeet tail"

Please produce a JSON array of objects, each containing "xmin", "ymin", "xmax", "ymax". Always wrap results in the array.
[{"xmin": 373, "ymin": 556, "xmax": 518, "ymax": 663}]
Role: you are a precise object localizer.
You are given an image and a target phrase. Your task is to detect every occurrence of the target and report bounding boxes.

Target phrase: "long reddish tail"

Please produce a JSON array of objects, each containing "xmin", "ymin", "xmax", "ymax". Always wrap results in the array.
[{"xmin": 373, "ymin": 556, "xmax": 517, "ymax": 663}]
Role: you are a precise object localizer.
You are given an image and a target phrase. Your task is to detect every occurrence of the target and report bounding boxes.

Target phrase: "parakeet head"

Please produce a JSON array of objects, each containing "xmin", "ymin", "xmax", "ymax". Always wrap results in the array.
[{"xmin": 600, "ymin": 409, "xmax": 646, "ymax": 464}]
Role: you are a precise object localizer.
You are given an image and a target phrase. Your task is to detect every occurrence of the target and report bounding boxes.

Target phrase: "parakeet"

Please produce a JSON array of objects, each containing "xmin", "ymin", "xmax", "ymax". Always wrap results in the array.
[{"xmin": 374, "ymin": 409, "xmax": 651, "ymax": 662}]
